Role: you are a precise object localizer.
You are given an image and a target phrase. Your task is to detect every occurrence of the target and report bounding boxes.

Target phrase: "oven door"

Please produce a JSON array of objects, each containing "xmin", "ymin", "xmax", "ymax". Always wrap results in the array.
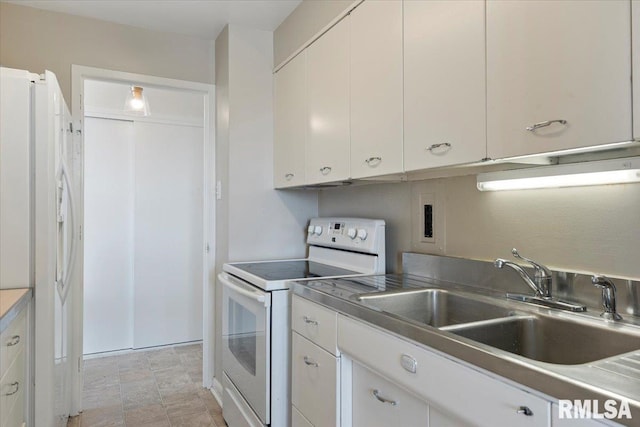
[{"xmin": 220, "ymin": 272, "xmax": 272, "ymax": 425}]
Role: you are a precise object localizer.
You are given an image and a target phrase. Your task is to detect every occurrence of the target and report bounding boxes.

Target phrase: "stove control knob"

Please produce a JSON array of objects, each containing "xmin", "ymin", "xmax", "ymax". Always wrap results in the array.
[
  {"xmin": 357, "ymin": 229, "xmax": 368, "ymax": 240},
  {"xmin": 307, "ymin": 225, "xmax": 315, "ymax": 234},
  {"xmin": 314, "ymin": 225, "xmax": 323, "ymax": 236},
  {"xmin": 347, "ymin": 228, "xmax": 357, "ymax": 239}
]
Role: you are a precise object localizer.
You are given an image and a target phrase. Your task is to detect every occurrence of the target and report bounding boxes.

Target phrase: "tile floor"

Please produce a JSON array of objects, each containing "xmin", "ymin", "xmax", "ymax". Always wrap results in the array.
[{"xmin": 67, "ymin": 343, "xmax": 226, "ymax": 427}]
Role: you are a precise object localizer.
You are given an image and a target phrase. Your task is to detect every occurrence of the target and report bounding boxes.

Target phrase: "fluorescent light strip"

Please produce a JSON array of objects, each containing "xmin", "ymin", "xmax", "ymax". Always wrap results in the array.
[{"xmin": 477, "ymin": 157, "xmax": 640, "ymax": 191}]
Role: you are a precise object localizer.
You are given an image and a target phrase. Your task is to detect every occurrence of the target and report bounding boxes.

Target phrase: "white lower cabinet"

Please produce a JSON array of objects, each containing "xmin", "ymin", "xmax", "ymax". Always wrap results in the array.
[
  {"xmin": 338, "ymin": 314, "xmax": 550, "ymax": 427},
  {"xmin": 351, "ymin": 361, "xmax": 428, "ymax": 426},
  {"xmin": 0, "ymin": 306, "xmax": 28, "ymax": 427},
  {"xmin": 292, "ymin": 406, "xmax": 314, "ymax": 427},
  {"xmin": 291, "ymin": 332, "xmax": 339, "ymax": 427}
]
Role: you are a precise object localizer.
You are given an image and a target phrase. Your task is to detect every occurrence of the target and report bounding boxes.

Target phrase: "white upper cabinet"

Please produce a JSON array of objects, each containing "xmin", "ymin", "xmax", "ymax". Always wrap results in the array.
[
  {"xmin": 403, "ymin": 0, "xmax": 486, "ymax": 171},
  {"xmin": 487, "ymin": 0, "xmax": 632, "ymax": 160},
  {"xmin": 350, "ymin": 0, "xmax": 403, "ymax": 179},
  {"xmin": 306, "ymin": 17, "xmax": 351, "ymax": 184},
  {"xmin": 633, "ymin": 0, "xmax": 640, "ymax": 140},
  {"xmin": 274, "ymin": 51, "xmax": 307, "ymax": 188}
]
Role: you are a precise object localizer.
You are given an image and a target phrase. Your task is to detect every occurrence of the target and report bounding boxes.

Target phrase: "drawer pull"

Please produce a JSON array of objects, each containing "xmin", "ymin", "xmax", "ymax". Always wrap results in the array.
[
  {"xmin": 320, "ymin": 166, "xmax": 332, "ymax": 175},
  {"xmin": 517, "ymin": 406, "xmax": 533, "ymax": 416},
  {"xmin": 7, "ymin": 335, "xmax": 21, "ymax": 346},
  {"xmin": 285, "ymin": 173, "xmax": 294, "ymax": 181},
  {"xmin": 5, "ymin": 381, "xmax": 19, "ymax": 396},
  {"xmin": 372, "ymin": 389, "xmax": 397, "ymax": 406},
  {"xmin": 365, "ymin": 156, "xmax": 382, "ymax": 166},
  {"xmin": 426, "ymin": 142, "xmax": 451, "ymax": 152},
  {"xmin": 303, "ymin": 356, "xmax": 319, "ymax": 367},
  {"xmin": 303, "ymin": 316, "xmax": 318, "ymax": 326},
  {"xmin": 525, "ymin": 119, "xmax": 567, "ymax": 132}
]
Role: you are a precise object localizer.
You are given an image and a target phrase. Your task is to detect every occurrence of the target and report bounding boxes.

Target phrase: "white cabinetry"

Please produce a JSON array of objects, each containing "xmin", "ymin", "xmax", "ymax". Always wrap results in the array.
[
  {"xmin": 306, "ymin": 17, "xmax": 350, "ymax": 184},
  {"xmin": 350, "ymin": 0, "xmax": 403, "ymax": 178},
  {"xmin": 1, "ymin": 306, "xmax": 28, "ymax": 427},
  {"xmin": 274, "ymin": 51, "xmax": 307, "ymax": 188},
  {"xmin": 351, "ymin": 361, "xmax": 429, "ymax": 426},
  {"xmin": 338, "ymin": 314, "xmax": 550, "ymax": 427},
  {"xmin": 403, "ymin": 0, "xmax": 486, "ymax": 171},
  {"xmin": 486, "ymin": 0, "xmax": 632, "ymax": 159},
  {"xmin": 291, "ymin": 295, "xmax": 340, "ymax": 426}
]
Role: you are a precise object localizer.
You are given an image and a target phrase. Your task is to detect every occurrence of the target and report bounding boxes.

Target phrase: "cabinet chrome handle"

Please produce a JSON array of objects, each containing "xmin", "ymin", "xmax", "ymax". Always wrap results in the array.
[
  {"xmin": 5, "ymin": 381, "xmax": 19, "ymax": 396},
  {"xmin": 372, "ymin": 389, "xmax": 397, "ymax": 406},
  {"xmin": 7, "ymin": 335, "xmax": 20, "ymax": 346},
  {"xmin": 365, "ymin": 156, "xmax": 382, "ymax": 166},
  {"xmin": 285, "ymin": 173, "xmax": 294, "ymax": 181},
  {"xmin": 426, "ymin": 143, "xmax": 451, "ymax": 152},
  {"xmin": 517, "ymin": 406, "xmax": 533, "ymax": 416},
  {"xmin": 303, "ymin": 356, "xmax": 318, "ymax": 367},
  {"xmin": 303, "ymin": 316, "xmax": 318, "ymax": 325},
  {"xmin": 320, "ymin": 166, "xmax": 332, "ymax": 175},
  {"xmin": 525, "ymin": 119, "xmax": 567, "ymax": 132}
]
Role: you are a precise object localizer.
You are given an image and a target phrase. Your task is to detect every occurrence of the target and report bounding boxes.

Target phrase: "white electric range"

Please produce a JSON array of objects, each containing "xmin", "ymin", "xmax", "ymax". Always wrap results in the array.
[{"xmin": 219, "ymin": 217, "xmax": 385, "ymax": 427}]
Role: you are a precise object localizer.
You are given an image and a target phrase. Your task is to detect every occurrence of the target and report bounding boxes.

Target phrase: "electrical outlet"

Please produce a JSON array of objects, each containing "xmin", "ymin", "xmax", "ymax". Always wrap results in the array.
[{"xmin": 411, "ymin": 181, "xmax": 446, "ymax": 254}]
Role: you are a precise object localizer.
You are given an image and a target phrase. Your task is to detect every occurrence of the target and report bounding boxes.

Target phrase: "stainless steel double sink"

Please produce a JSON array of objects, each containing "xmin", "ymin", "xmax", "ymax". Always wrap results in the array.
[{"xmin": 354, "ymin": 288, "xmax": 640, "ymax": 365}]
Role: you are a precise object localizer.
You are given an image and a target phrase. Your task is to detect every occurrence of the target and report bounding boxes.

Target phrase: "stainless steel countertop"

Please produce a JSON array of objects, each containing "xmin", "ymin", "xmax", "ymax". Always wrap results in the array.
[{"xmin": 292, "ymin": 274, "xmax": 640, "ymax": 426}]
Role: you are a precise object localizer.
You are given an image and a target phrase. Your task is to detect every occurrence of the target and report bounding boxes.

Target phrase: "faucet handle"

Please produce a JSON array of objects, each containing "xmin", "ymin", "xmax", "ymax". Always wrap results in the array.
[{"xmin": 511, "ymin": 248, "xmax": 552, "ymax": 277}]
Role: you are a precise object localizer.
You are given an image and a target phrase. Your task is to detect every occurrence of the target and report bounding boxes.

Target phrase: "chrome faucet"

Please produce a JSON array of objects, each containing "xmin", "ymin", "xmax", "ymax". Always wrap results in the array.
[
  {"xmin": 495, "ymin": 248, "xmax": 586, "ymax": 312},
  {"xmin": 494, "ymin": 248, "xmax": 553, "ymax": 299},
  {"xmin": 592, "ymin": 275, "xmax": 623, "ymax": 321}
]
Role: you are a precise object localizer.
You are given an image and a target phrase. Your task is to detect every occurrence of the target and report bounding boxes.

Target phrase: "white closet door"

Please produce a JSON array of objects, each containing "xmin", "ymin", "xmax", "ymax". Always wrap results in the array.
[
  {"xmin": 83, "ymin": 117, "xmax": 134, "ymax": 354},
  {"xmin": 133, "ymin": 122, "xmax": 204, "ymax": 349}
]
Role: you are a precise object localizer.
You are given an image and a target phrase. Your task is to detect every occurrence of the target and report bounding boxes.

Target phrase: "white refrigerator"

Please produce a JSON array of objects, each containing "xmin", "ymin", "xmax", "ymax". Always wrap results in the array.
[{"xmin": 0, "ymin": 67, "xmax": 80, "ymax": 427}]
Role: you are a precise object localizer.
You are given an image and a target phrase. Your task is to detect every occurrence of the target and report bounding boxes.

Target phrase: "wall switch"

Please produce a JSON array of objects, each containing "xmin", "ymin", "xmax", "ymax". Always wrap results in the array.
[
  {"xmin": 423, "ymin": 204, "xmax": 433, "ymax": 239},
  {"xmin": 411, "ymin": 181, "xmax": 446, "ymax": 254},
  {"xmin": 216, "ymin": 181, "xmax": 222, "ymax": 200}
]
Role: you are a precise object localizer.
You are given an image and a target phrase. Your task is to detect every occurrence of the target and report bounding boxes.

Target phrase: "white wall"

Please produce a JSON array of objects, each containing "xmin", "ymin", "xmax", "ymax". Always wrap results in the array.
[
  {"xmin": 0, "ymin": 2, "xmax": 214, "ymax": 105},
  {"xmin": 214, "ymin": 24, "xmax": 318, "ymax": 387}
]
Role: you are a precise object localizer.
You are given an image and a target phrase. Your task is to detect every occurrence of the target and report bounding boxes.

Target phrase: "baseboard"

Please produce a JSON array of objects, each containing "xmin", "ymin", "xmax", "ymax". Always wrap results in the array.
[{"xmin": 211, "ymin": 378, "xmax": 224, "ymax": 407}]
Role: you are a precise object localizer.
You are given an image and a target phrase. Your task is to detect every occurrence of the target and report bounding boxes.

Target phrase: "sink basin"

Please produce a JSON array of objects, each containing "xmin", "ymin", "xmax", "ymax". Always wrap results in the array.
[
  {"xmin": 355, "ymin": 289, "xmax": 515, "ymax": 327},
  {"xmin": 449, "ymin": 315, "xmax": 640, "ymax": 365}
]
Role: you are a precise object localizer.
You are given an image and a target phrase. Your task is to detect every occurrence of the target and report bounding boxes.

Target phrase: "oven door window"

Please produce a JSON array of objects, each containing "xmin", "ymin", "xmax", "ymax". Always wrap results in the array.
[
  {"xmin": 228, "ymin": 298, "xmax": 257, "ymax": 375},
  {"xmin": 220, "ymin": 273, "xmax": 271, "ymax": 424}
]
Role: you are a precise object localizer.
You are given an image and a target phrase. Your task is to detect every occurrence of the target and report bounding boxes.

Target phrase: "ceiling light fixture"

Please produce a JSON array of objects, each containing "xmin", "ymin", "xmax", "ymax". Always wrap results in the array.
[
  {"xmin": 476, "ymin": 157, "xmax": 640, "ymax": 191},
  {"xmin": 124, "ymin": 85, "xmax": 150, "ymax": 116}
]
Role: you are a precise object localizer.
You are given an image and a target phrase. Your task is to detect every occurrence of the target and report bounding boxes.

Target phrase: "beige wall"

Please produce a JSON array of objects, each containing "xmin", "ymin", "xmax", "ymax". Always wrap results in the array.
[
  {"xmin": 213, "ymin": 24, "xmax": 318, "ymax": 387},
  {"xmin": 319, "ymin": 175, "xmax": 640, "ymax": 279},
  {"xmin": 273, "ymin": 0, "xmax": 357, "ymax": 67},
  {"xmin": 0, "ymin": 2, "xmax": 214, "ymax": 104}
]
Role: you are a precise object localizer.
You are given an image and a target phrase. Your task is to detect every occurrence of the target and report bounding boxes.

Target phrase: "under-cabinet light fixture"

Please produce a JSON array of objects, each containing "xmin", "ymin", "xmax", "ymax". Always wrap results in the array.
[
  {"xmin": 124, "ymin": 85, "xmax": 150, "ymax": 116},
  {"xmin": 476, "ymin": 157, "xmax": 640, "ymax": 191}
]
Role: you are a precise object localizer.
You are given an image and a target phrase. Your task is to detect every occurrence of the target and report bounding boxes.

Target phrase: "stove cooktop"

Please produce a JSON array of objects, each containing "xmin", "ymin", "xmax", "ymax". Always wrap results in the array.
[{"xmin": 228, "ymin": 260, "xmax": 358, "ymax": 282}]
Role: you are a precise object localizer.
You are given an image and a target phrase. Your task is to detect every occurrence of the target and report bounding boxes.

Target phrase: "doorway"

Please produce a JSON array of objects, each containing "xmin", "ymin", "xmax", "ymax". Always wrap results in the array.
[
  {"xmin": 83, "ymin": 79, "xmax": 206, "ymax": 353},
  {"xmin": 71, "ymin": 65, "xmax": 215, "ymax": 414}
]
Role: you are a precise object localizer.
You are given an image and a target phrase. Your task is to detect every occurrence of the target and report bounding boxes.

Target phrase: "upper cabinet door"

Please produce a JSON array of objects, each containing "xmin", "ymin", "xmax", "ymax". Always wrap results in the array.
[
  {"xmin": 633, "ymin": 0, "xmax": 640, "ymax": 140},
  {"xmin": 487, "ymin": 0, "xmax": 632, "ymax": 160},
  {"xmin": 306, "ymin": 18, "xmax": 350, "ymax": 184},
  {"xmin": 274, "ymin": 52, "xmax": 306, "ymax": 188},
  {"xmin": 350, "ymin": 0, "xmax": 403, "ymax": 179},
  {"xmin": 404, "ymin": 0, "xmax": 486, "ymax": 172}
]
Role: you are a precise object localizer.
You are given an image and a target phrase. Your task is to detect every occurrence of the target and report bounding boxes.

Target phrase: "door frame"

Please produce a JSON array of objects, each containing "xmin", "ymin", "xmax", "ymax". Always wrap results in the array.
[{"xmin": 70, "ymin": 65, "xmax": 216, "ymax": 414}]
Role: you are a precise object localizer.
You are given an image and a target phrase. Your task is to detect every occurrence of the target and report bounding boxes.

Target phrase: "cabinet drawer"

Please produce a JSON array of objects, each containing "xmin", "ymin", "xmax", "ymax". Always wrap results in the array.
[
  {"xmin": 2, "ymin": 379, "xmax": 25, "ymax": 427},
  {"xmin": 338, "ymin": 315, "xmax": 549, "ymax": 427},
  {"xmin": 352, "ymin": 361, "xmax": 428, "ymax": 427},
  {"xmin": 292, "ymin": 333, "xmax": 339, "ymax": 427},
  {"xmin": 292, "ymin": 295, "xmax": 338, "ymax": 355},
  {"xmin": 0, "ymin": 309, "xmax": 26, "ymax": 379},
  {"xmin": 0, "ymin": 348, "xmax": 25, "ymax": 427},
  {"xmin": 292, "ymin": 405, "xmax": 314, "ymax": 427}
]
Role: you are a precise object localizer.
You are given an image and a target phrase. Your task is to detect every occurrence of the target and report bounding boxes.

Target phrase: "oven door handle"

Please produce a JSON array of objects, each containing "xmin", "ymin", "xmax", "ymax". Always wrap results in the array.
[{"xmin": 220, "ymin": 274, "xmax": 268, "ymax": 306}]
